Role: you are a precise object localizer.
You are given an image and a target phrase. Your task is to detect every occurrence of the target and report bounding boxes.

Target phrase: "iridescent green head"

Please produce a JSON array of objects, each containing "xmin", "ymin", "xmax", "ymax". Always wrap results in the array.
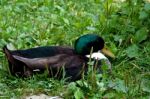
[{"xmin": 74, "ymin": 34, "xmax": 104, "ymax": 55}]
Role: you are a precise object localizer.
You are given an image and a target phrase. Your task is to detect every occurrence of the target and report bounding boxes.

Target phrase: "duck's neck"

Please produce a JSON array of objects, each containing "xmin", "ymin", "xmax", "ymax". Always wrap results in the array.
[{"xmin": 86, "ymin": 51, "xmax": 107, "ymax": 60}]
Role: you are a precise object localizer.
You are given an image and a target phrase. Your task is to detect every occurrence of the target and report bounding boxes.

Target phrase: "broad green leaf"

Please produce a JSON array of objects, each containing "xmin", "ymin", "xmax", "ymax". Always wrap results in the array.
[
  {"xmin": 114, "ymin": 35, "xmax": 122, "ymax": 42},
  {"xmin": 39, "ymin": 6, "xmax": 49, "ymax": 12},
  {"xmin": 125, "ymin": 44, "xmax": 139, "ymax": 58},
  {"xmin": 68, "ymin": 82, "xmax": 77, "ymax": 92},
  {"xmin": 141, "ymin": 79, "xmax": 150, "ymax": 93},
  {"xmin": 144, "ymin": 3, "xmax": 150, "ymax": 11},
  {"xmin": 63, "ymin": 18, "xmax": 69, "ymax": 25},
  {"xmin": 0, "ymin": 39, "xmax": 7, "ymax": 47},
  {"xmin": 139, "ymin": 11, "xmax": 148, "ymax": 19},
  {"xmin": 103, "ymin": 92, "xmax": 115, "ymax": 98},
  {"xmin": 74, "ymin": 88, "xmax": 84, "ymax": 99},
  {"xmin": 113, "ymin": 79, "xmax": 127, "ymax": 93},
  {"xmin": 135, "ymin": 28, "xmax": 148, "ymax": 43},
  {"xmin": 55, "ymin": 5, "xmax": 65, "ymax": 13},
  {"xmin": 110, "ymin": 43, "xmax": 118, "ymax": 54}
]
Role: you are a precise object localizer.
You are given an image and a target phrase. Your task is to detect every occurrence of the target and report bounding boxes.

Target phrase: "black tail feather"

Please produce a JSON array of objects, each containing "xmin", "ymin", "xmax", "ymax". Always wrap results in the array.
[
  {"xmin": 3, "ymin": 45, "xmax": 15, "ymax": 64},
  {"xmin": 3, "ymin": 45, "xmax": 32, "ymax": 77}
]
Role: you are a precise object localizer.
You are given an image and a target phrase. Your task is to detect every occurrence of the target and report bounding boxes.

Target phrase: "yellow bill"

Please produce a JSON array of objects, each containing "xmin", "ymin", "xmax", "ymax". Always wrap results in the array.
[{"xmin": 101, "ymin": 47, "xmax": 115, "ymax": 59}]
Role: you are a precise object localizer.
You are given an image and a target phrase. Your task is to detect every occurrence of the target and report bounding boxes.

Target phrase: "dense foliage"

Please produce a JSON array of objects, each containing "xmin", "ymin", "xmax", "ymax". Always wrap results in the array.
[{"xmin": 0, "ymin": 0, "xmax": 150, "ymax": 98}]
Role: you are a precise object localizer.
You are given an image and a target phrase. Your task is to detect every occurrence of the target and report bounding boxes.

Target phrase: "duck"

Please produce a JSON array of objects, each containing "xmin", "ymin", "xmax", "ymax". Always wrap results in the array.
[{"xmin": 3, "ymin": 34, "xmax": 115, "ymax": 81}]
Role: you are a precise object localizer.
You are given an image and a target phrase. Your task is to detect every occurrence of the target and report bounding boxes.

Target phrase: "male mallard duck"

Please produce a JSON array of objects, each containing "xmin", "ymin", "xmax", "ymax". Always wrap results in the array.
[{"xmin": 3, "ymin": 34, "xmax": 114, "ymax": 81}]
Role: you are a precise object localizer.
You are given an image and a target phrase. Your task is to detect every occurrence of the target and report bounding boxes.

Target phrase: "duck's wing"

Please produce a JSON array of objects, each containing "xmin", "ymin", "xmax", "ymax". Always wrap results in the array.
[
  {"xmin": 12, "ymin": 54, "xmax": 85, "ymax": 69},
  {"xmin": 12, "ymin": 54, "xmax": 86, "ymax": 80},
  {"xmin": 12, "ymin": 54, "xmax": 68, "ymax": 69},
  {"xmin": 11, "ymin": 46, "xmax": 75, "ymax": 58}
]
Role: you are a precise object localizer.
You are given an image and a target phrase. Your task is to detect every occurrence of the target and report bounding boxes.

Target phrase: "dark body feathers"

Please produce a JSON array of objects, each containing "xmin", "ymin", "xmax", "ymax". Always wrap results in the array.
[
  {"xmin": 11, "ymin": 46, "xmax": 75, "ymax": 58},
  {"xmin": 3, "ymin": 46, "xmax": 99, "ymax": 81}
]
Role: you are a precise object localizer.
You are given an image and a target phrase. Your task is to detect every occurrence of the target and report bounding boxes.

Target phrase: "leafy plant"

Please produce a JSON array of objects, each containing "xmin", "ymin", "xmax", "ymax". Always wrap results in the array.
[{"xmin": 0, "ymin": 0, "xmax": 150, "ymax": 98}]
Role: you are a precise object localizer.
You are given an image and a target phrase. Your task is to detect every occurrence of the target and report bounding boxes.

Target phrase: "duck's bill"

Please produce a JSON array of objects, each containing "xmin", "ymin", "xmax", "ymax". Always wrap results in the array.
[{"xmin": 101, "ymin": 47, "xmax": 115, "ymax": 59}]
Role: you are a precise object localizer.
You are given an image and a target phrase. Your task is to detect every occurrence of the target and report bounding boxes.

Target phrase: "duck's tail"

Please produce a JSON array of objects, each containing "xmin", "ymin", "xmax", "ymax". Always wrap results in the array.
[{"xmin": 3, "ymin": 45, "xmax": 15, "ymax": 64}]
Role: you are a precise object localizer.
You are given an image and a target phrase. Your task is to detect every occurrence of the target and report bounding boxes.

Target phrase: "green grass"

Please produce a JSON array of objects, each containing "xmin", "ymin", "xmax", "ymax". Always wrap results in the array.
[{"xmin": 0, "ymin": 0, "xmax": 150, "ymax": 98}]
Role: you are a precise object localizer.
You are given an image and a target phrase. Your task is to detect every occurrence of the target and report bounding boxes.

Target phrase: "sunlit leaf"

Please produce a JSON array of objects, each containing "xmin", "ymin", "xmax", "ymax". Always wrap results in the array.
[
  {"xmin": 86, "ymin": 26, "xmax": 97, "ymax": 31},
  {"xmin": 63, "ymin": 18, "xmax": 69, "ymax": 25},
  {"xmin": 74, "ymin": 88, "xmax": 84, "ymax": 99}
]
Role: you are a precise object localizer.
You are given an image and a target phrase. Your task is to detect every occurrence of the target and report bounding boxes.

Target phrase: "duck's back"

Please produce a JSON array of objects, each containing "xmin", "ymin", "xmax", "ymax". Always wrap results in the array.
[{"xmin": 11, "ymin": 46, "xmax": 75, "ymax": 58}]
